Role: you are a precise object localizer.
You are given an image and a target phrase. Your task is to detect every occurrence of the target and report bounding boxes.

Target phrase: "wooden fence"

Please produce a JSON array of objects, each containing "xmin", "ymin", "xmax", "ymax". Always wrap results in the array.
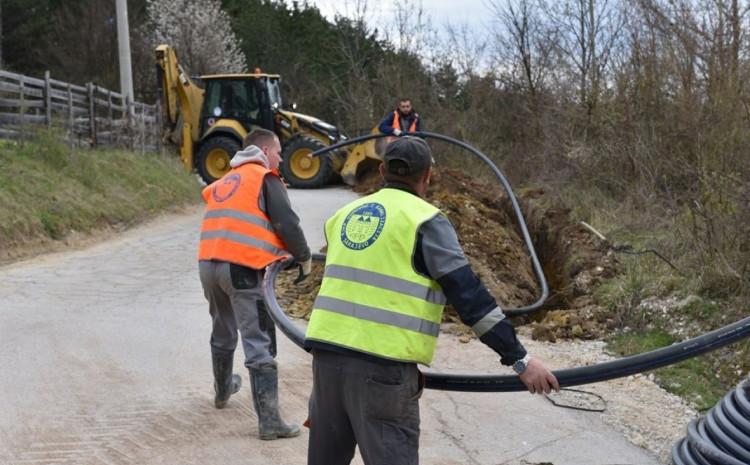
[{"xmin": 0, "ymin": 69, "xmax": 160, "ymax": 152}]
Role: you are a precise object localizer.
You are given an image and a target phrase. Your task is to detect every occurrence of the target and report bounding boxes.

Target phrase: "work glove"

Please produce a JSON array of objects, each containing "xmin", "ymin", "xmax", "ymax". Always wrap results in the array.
[
  {"xmin": 294, "ymin": 258, "xmax": 312, "ymax": 284},
  {"xmin": 393, "ymin": 128, "xmax": 402, "ymax": 136}
]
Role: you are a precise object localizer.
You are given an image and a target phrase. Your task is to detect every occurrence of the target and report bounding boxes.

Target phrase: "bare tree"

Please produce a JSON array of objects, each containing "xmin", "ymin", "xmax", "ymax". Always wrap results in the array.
[
  {"xmin": 544, "ymin": 0, "xmax": 626, "ymax": 119},
  {"xmin": 379, "ymin": 0, "xmax": 440, "ymax": 85},
  {"xmin": 146, "ymin": 0, "xmax": 246, "ymax": 75},
  {"xmin": 443, "ymin": 22, "xmax": 489, "ymax": 77},
  {"xmin": 323, "ymin": 0, "xmax": 379, "ymax": 132},
  {"xmin": 489, "ymin": 0, "xmax": 557, "ymax": 97},
  {"xmin": 390, "ymin": 0, "xmax": 434, "ymax": 57}
]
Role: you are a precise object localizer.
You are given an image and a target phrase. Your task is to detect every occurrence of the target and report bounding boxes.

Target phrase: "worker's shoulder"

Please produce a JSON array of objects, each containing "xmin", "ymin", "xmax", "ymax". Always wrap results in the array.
[
  {"xmin": 261, "ymin": 170, "xmax": 284, "ymax": 186},
  {"xmin": 420, "ymin": 210, "xmax": 454, "ymax": 232}
]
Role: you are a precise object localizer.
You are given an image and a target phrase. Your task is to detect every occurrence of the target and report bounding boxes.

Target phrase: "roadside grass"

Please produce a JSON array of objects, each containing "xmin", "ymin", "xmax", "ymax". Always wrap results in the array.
[
  {"xmin": 0, "ymin": 130, "xmax": 201, "ymax": 258},
  {"xmin": 607, "ymin": 330, "xmax": 730, "ymax": 411},
  {"xmin": 557, "ymin": 183, "xmax": 749, "ymax": 411}
]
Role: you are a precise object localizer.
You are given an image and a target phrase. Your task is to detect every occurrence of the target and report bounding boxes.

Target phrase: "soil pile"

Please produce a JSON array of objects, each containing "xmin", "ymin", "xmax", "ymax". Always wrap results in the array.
[{"xmin": 275, "ymin": 168, "xmax": 617, "ymax": 342}]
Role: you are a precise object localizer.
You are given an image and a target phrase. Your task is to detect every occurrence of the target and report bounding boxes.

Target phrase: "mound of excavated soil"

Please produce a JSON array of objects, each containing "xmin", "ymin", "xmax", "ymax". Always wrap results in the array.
[{"xmin": 275, "ymin": 169, "xmax": 618, "ymax": 342}]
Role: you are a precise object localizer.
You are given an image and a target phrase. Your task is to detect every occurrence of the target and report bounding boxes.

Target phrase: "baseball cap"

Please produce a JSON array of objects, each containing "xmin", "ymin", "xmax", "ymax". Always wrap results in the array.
[{"xmin": 383, "ymin": 136, "xmax": 435, "ymax": 176}]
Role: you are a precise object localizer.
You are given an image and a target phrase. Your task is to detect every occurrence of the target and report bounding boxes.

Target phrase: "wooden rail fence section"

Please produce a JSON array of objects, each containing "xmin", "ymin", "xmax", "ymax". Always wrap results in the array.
[{"xmin": 0, "ymin": 69, "xmax": 160, "ymax": 152}]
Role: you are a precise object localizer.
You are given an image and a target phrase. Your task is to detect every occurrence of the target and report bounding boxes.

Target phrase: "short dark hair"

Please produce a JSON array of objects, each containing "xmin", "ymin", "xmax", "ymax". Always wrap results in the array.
[
  {"xmin": 243, "ymin": 128, "xmax": 277, "ymax": 149},
  {"xmin": 398, "ymin": 98, "xmax": 411, "ymax": 104}
]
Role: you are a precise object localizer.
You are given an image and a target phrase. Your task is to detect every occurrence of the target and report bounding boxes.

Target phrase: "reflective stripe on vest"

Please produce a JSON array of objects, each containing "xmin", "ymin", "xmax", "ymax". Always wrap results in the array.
[
  {"xmin": 200, "ymin": 228, "xmax": 286, "ymax": 257},
  {"xmin": 313, "ymin": 295, "xmax": 441, "ymax": 337},
  {"xmin": 305, "ymin": 188, "xmax": 444, "ymax": 365},
  {"xmin": 391, "ymin": 110, "xmax": 418, "ymax": 132},
  {"xmin": 323, "ymin": 264, "xmax": 446, "ymax": 305},
  {"xmin": 198, "ymin": 162, "xmax": 288, "ymax": 268},
  {"xmin": 203, "ymin": 208, "xmax": 273, "ymax": 230}
]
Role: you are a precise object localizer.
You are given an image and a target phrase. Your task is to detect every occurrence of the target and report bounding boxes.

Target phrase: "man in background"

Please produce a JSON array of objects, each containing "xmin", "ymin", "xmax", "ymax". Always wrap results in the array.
[{"xmin": 379, "ymin": 98, "xmax": 422, "ymax": 136}]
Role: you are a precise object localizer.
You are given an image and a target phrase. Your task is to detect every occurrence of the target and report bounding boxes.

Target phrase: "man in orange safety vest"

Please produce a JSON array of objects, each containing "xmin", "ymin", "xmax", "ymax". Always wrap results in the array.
[{"xmin": 198, "ymin": 128, "xmax": 311, "ymax": 440}]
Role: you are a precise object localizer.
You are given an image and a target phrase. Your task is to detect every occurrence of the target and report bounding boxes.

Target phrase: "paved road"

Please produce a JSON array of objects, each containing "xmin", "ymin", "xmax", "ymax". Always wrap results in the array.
[{"xmin": 0, "ymin": 187, "xmax": 660, "ymax": 465}]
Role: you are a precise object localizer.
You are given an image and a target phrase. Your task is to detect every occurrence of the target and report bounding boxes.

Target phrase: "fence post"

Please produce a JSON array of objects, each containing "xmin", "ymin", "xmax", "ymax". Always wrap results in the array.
[
  {"xmin": 67, "ymin": 83, "xmax": 74, "ymax": 145},
  {"xmin": 107, "ymin": 89, "xmax": 113, "ymax": 144},
  {"xmin": 19, "ymin": 78, "xmax": 26, "ymax": 144},
  {"xmin": 44, "ymin": 71, "xmax": 52, "ymax": 128},
  {"xmin": 140, "ymin": 105, "xmax": 146, "ymax": 155},
  {"xmin": 127, "ymin": 100, "xmax": 135, "ymax": 151},
  {"xmin": 155, "ymin": 100, "xmax": 162, "ymax": 153},
  {"xmin": 87, "ymin": 82, "xmax": 97, "ymax": 147}
]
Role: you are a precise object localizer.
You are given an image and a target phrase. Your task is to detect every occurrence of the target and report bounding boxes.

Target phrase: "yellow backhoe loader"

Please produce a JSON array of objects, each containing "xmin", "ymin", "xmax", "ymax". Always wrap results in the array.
[{"xmin": 155, "ymin": 44, "xmax": 382, "ymax": 187}]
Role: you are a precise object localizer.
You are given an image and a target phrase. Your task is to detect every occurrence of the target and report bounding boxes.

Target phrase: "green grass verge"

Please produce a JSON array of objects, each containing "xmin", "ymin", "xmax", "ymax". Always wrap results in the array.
[
  {"xmin": 607, "ymin": 330, "xmax": 733, "ymax": 411},
  {"xmin": 0, "ymin": 131, "xmax": 201, "ymax": 254},
  {"xmin": 556, "ymin": 182, "xmax": 749, "ymax": 410}
]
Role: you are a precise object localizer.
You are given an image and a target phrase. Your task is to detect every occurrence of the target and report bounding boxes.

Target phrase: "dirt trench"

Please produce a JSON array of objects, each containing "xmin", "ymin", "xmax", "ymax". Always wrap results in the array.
[{"xmin": 276, "ymin": 169, "xmax": 618, "ymax": 342}]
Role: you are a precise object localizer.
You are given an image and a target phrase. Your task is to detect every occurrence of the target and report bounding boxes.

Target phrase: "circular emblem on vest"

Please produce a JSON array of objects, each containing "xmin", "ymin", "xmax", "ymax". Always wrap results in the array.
[
  {"xmin": 212, "ymin": 173, "xmax": 241, "ymax": 202},
  {"xmin": 341, "ymin": 202, "xmax": 386, "ymax": 250}
]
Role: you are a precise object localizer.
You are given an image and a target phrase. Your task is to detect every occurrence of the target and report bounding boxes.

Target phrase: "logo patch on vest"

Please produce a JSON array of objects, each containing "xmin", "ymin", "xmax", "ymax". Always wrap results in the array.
[
  {"xmin": 341, "ymin": 203, "xmax": 386, "ymax": 250},
  {"xmin": 212, "ymin": 174, "xmax": 241, "ymax": 202}
]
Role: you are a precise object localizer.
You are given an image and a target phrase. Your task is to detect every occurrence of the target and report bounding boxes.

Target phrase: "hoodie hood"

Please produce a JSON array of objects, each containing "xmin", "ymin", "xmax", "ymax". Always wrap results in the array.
[{"xmin": 230, "ymin": 145, "xmax": 269, "ymax": 169}]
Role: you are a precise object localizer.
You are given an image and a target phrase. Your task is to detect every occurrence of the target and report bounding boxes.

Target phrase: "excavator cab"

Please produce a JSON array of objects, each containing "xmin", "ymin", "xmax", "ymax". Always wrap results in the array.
[
  {"xmin": 200, "ymin": 77, "xmax": 275, "ymax": 134},
  {"xmin": 191, "ymin": 74, "xmax": 280, "ymax": 182}
]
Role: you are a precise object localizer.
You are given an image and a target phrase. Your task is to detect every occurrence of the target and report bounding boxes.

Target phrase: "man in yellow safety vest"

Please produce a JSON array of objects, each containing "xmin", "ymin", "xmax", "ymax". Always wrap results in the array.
[{"xmin": 304, "ymin": 136, "xmax": 560, "ymax": 465}]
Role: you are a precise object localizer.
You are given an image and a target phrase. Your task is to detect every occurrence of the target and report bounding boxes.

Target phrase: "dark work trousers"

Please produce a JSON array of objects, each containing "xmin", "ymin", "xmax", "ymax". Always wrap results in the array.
[
  {"xmin": 307, "ymin": 349, "xmax": 424, "ymax": 465},
  {"xmin": 198, "ymin": 260, "xmax": 277, "ymax": 369}
]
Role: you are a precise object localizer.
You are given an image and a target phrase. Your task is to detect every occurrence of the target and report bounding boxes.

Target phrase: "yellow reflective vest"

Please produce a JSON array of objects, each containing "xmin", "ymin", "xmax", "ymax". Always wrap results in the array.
[{"xmin": 305, "ymin": 188, "xmax": 447, "ymax": 365}]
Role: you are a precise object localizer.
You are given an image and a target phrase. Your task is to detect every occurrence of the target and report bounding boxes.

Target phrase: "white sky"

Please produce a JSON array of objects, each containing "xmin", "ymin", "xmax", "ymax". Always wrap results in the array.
[{"xmin": 306, "ymin": 0, "xmax": 492, "ymax": 40}]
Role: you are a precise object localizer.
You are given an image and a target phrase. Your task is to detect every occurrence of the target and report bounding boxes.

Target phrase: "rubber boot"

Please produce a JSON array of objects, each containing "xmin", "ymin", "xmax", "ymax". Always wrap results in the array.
[
  {"xmin": 249, "ymin": 365, "xmax": 300, "ymax": 440},
  {"xmin": 212, "ymin": 353, "xmax": 241, "ymax": 409}
]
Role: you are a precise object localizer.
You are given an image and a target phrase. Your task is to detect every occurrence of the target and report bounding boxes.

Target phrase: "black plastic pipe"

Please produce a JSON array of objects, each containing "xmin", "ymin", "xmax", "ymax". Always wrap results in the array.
[
  {"xmin": 311, "ymin": 131, "xmax": 547, "ymax": 316},
  {"xmin": 672, "ymin": 377, "xmax": 750, "ymax": 465},
  {"xmin": 263, "ymin": 255, "xmax": 750, "ymax": 392},
  {"xmin": 262, "ymin": 131, "xmax": 750, "ymax": 392}
]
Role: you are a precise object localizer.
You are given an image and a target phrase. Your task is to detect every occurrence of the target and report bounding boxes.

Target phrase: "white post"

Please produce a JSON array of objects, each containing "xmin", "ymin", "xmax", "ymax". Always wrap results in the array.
[{"xmin": 116, "ymin": 0, "xmax": 134, "ymax": 110}]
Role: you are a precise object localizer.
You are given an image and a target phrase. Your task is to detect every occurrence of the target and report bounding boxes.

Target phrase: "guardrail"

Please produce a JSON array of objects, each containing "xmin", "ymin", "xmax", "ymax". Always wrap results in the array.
[{"xmin": 0, "ymin": 69, "xmax": 160, "ymax": 152}]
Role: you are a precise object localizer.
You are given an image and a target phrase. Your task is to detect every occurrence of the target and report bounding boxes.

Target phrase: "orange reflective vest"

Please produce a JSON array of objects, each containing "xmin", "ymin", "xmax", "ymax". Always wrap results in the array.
[
  {"xmin": 392, "ymin": 110, "xmax": 418, "ymax": 132},
  {"xmin": 198, "ymin": 162, "xmax": 289, "ymax": 268}
]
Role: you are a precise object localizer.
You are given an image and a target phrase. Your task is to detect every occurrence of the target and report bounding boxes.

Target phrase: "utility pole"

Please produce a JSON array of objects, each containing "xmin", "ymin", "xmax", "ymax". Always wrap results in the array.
[
  {"xmin": 116, "ymin": 0, "xmax": 134, "ymax": 105},
  {"xmin": 0, "ymin": 0, "xmax": 4, "ymax": 69}
]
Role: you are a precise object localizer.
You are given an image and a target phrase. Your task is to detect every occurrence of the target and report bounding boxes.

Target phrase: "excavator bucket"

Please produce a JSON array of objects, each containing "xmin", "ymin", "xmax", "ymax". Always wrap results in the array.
[{"xmin": 339, "ymin": 128, "xmax": 390, "ymax": 186}]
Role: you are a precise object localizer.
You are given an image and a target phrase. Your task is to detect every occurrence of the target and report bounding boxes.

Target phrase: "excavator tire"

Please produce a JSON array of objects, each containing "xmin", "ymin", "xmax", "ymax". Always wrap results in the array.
[
  {"xmin": 197, "ymin": 136, "xmax": 240, "ymax": 185},
  {"xmin": 280, "ymin": 136, "xmax": 333, "ymax": 189}
]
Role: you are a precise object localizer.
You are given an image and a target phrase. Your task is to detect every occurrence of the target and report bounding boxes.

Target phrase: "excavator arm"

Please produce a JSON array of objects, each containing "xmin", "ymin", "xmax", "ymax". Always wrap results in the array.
[{"xmin": 155, "ymin": 44, "xmax": 205, "ymax": 171}]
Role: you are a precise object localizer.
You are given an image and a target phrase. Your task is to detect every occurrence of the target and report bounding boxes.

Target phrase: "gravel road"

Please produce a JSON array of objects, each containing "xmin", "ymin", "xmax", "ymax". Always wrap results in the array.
[{"xmin": 0, "ymin": 187, "xmax": 695, "ymax": 465}]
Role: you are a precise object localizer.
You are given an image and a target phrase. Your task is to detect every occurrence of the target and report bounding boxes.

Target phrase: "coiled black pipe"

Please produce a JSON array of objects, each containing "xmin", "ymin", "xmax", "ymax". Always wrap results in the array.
[
  {"xmin": 672, "ymin": 376, "xmax": 750, "ymax": 465},
  {"xmin": 312, "ymin": 130, "xmax": 547, "ymax": 316},
  {"xmin": 262, "ymin": 256, "xmax": 750, "ymax": 392}
]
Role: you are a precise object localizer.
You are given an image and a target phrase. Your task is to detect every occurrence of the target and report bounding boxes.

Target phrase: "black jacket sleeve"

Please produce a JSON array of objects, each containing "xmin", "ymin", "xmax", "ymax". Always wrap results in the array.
[
  {"xmin": 378, "ymin": 112, "xmax": 396, "ymax": 135},
  {"xmin": 260, "ymin": 174, "xmax": 311, "ymax": 262},
  {"xmin": 415, "ymin": 214, "xmax": 527, "ymax": 365}
]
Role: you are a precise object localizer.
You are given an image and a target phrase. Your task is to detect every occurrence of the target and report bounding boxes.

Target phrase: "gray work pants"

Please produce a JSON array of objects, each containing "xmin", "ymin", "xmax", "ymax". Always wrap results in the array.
[
  {"xmin": 198, "ymin": 260, "xmax": 276, "ymax": 369},
  {"xmin": 307, "ymin": 349, "xmax": 423, "ymax": 465}
]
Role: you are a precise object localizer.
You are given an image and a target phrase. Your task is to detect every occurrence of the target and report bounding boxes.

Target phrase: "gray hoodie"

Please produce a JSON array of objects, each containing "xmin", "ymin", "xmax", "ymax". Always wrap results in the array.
[
  {"xmin": 230, "ymin": 145, "xmax": 311, "ymax": 263},
  {"xmin": 230, "ymin": 145, "xmax": 270, "ymax": 169}
]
